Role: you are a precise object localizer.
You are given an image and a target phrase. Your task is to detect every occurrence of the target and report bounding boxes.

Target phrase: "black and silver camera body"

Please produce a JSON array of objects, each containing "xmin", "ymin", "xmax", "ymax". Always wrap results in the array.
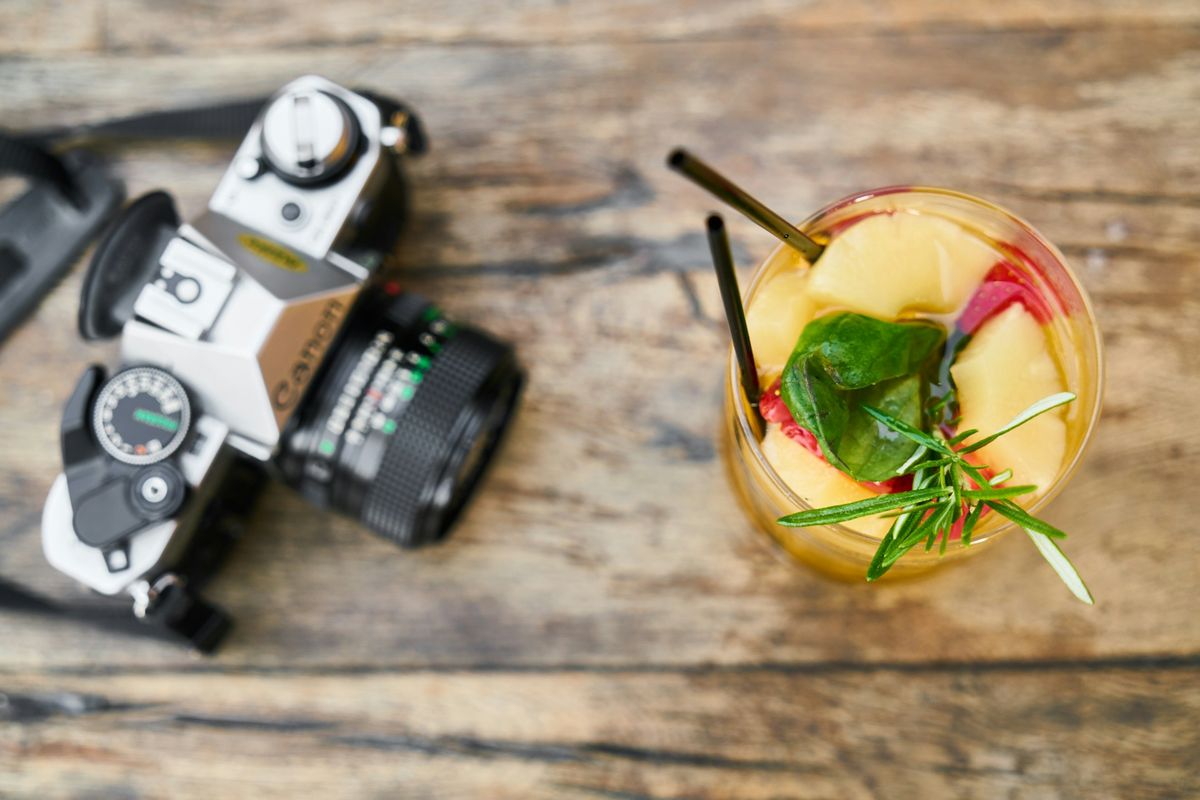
[{"xmin": 39, "ymin": 76, "xmax": 523, "ymax": 651}]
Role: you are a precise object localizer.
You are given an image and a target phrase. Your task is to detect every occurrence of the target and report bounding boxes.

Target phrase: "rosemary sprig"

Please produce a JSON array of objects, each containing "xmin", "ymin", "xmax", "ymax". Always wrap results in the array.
[{"xmin": 777, "ymin": 392, "xmax": 1093, "ymax": 604}]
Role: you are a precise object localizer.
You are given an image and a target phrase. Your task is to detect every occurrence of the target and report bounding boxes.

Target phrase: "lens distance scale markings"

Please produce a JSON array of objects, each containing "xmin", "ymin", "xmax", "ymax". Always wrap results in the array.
[{"xmin": 306, "ymin": 307, "xmax": 455, "ymax": 480}]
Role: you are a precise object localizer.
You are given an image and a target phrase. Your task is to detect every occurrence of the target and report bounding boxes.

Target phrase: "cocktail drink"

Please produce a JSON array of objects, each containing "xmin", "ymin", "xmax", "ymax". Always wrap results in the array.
[{"xmin": 722, "ymin": 187, "xmax": 1103, "ymax": 592}]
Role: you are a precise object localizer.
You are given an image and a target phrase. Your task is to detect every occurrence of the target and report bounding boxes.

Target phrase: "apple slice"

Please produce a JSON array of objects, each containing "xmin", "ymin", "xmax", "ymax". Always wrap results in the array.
[
  {"xmin": 746, "ymin": 268, "xmax": 816, "ymax": 378},
  {"xmin": 951, "ymin": 304, "xmax": 1067, "ymax": 494},
  {"xmin": 761, "ymin": 424, "xmax": 892, "ymax": 537},
  {"xmin": 807, "ymin": 213, "xmax": 997, "ymax": 319}
]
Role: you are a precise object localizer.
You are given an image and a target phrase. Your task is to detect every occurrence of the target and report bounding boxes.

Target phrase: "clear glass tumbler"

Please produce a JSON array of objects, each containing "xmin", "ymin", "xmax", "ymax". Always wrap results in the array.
[{"xmin": 722, "ymin": 187, "xmax": 1105, "ymax": 580}]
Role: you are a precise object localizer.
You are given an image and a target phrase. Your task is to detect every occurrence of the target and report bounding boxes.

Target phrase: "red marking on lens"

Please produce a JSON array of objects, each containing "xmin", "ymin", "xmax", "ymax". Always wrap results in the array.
[{"xmin": 384, "ymin": 280, "xmax": 402, "ymax": 296}]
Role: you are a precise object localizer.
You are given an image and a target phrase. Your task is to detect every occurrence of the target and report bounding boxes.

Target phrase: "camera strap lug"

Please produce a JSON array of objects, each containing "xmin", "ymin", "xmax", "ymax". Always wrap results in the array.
[{"xmin": 130, "ymin": 573, "xmax": 231, "ymax": 654}]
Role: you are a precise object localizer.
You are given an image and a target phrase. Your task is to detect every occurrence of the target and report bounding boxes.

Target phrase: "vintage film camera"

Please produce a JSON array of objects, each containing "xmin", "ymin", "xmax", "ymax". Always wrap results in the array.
[{"xmin": 38, "ymin": 76, "xmax": 523, "ymax": 651}]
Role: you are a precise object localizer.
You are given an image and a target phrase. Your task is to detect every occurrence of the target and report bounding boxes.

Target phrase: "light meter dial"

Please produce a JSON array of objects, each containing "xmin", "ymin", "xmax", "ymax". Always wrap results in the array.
[{"xmin": 92, "ymin": 367, "xmax": 191, "ymax": 466}]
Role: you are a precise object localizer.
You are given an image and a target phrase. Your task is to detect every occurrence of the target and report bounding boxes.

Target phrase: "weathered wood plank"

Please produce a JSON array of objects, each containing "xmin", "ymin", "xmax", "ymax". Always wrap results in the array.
[
  {"xmin": 0, "ymin": 29, "xmax": 1197, "ymax": 671},
  {"xmin": 0, "ymin": 0, "xmax": 103, "ymax": 56},
  {"xmin": 1, "ymin": 665, "xmax": 1196, "ymax": 799},
  {"xmin": 6, "ymin": 0, "xmax": 1200, "ymax": 60},
  {"xmin": 4, "ymin": 0, "xmax": 1199, "ymax": 56}
]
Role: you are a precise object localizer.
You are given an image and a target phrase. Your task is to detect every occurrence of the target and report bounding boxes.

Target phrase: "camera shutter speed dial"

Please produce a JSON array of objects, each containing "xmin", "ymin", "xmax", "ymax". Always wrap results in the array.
[
  {"xmin": 92, "ymin": 367, "xmax": 191, "ymax": 466},
  {"xmin": 260, "ymin": 89, "xmax": 360, "ymax": 185}
]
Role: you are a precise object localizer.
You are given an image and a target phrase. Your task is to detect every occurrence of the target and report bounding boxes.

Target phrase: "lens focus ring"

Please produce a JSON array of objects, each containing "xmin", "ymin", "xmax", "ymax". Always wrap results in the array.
[{"xmin": 360, "ymin": 326, "xmax": 518, "ymax": 546}]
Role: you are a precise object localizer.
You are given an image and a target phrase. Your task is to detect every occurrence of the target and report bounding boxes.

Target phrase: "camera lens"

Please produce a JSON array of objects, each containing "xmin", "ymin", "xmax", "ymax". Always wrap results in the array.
[{"xmin": 278, "ymin": 287, "xmax": 522, "ymax": 546}]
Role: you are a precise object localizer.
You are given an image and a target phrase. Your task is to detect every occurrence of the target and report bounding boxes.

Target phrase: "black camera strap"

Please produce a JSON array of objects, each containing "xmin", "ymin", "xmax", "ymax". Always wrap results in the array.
[
  {"xmin": 0, "ymin": 574, "xmax": 202, "ymax": 645},
  {"xmin": 0, "ymin": 567, "xmax": 232, "ymax": 654}
]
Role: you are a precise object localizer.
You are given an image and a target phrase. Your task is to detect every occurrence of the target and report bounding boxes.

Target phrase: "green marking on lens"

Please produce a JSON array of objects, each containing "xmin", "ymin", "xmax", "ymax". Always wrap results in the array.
[
  {"xmin": 382, "ymin": 419, "xmax": 398, "ymax": 435},
  {"xmin": 410, "ymin": 372, "xmax": 424, "ymax": 384},
  {"xmin": 400, "ymin": 385, "xmax": 415, "ymax": 400},
  {"xmin": 133, "ymin": 408, "xmax": 179, "ymax": 433},
  {"xmin": 318, "ymin": 439, "xmax": 336, "ymax": 456},
  {"xmin": 417, "ymin": 355, "xmax": 431, "ymax": 370},
  {"xmin": 427, "ymin": 341, "xmax": 441, "ymax": 354},
  {"xmin": 422, "ymin": 306, "xmax": 441, "ymax": 322}
]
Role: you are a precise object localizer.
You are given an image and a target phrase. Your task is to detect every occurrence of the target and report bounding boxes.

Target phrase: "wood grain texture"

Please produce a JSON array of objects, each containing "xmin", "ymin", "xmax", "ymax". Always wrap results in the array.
[
  {"xmin": 4, "ymin": 0, "xmax": 1200, "ymax": 55},
  {"xmin": 2, "ymin": 664, "xmax": 1197, "ymax": 799},
  {"xmin": 0, "ymin": 2, "xmax": 1197, "ymax": 796}
]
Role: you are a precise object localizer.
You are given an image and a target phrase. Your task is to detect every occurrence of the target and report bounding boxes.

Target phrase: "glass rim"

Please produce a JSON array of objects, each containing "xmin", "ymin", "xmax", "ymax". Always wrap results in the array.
[{"xmin": 729, "ymin": 185, "xmax": 1106, "ymax": 548}]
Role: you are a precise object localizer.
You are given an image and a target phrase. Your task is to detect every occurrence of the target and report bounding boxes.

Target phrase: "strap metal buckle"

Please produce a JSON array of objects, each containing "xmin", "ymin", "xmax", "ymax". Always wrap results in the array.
[{"xmin": 129, "ymin": 573, "xmax": 184, "ymax": 619}]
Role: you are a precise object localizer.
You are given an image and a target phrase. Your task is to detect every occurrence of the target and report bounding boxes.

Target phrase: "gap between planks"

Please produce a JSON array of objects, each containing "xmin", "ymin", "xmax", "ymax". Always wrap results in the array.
[{"xmin": 6, "ymin": 652, "xmax": 1199, "ymax": 678}]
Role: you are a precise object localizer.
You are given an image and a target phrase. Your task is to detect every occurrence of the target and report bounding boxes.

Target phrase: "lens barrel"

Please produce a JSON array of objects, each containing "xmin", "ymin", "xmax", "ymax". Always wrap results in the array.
[{"xmin": 278, "ymin": 287, "xmax": 522, "ymax": 546}]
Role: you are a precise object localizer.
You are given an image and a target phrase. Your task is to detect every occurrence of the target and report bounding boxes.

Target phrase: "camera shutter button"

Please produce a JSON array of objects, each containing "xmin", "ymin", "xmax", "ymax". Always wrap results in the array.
[{"xmin": 141, "ymin": 476, "xmax": 168, "ymax": 503}]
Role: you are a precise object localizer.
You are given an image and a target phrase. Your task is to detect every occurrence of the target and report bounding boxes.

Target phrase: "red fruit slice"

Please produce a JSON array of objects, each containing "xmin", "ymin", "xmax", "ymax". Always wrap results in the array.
[
  {"xmin": 760, "ymin": 380, "xmax": 825, "ymax": 458},
  {"xmin": 781, "ymin": 419, "xmax": 821, "ymax": 453},
  {"xmin": 863, "ymin": 473, "xmax": 913, "ymax": 494},
  {"xmin": 758, "ymin": 379, "xmax": 793, "ymax": 424},
  {"xmin": 957, "ymin": 260, "xmax": 1054, "ymax": 334}
]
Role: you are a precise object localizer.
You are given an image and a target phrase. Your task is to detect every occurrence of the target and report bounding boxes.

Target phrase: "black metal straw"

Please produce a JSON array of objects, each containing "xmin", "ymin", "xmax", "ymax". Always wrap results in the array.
[
  {"xmin": 669, "ymin": 148, "xmax": 824, "ymax": 262},
  {"xmin": 706, "ymin": 213, "xmax": 761, "ymax": 411}
]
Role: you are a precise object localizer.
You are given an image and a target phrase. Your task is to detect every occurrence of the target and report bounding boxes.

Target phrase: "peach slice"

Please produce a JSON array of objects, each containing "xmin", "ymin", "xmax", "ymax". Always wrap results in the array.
[
  {"xmin": 807, "ymin": 213, "xmax": 997, "ymax": 319},
  {"xmin": 762, "ymin": 424, "xmax": 892, "ymax": 538},
  {"xmin": 746, "ymin": 268, "xmax": 816, "ymax": 378},
  {"xmin": 951, "ymin": 304, "xmax": 1067, "ymax": 494}
]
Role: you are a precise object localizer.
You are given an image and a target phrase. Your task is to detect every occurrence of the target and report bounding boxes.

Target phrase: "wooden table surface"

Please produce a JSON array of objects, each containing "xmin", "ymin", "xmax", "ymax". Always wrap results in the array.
[{"xmin": 2, "ymin": 2, "xmax": 1198, "ymax": 797}]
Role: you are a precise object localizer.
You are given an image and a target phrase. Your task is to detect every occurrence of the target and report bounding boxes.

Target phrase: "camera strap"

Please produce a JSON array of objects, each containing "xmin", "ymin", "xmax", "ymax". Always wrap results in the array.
[
  {"xmin": 0, "ymin": 571, "xmax": 232, "ymax": 653},
  {"xmin": 0, "ymin": 574, "xmax": 205, "ymax": 647}
]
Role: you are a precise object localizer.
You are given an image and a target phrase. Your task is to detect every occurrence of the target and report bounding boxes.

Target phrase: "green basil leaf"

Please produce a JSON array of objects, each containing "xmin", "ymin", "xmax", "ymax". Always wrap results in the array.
[
  {"xmin": 780, "ymin": 313, "xmax": 946, "ymax": 481},
  {"xmin": 837, "ymin": 375, "xmax": 929, "ymax": 481},
  {"xmin": 860, "ymin": 404, "xmax": 954, "ymax": 455},
  {"xmin": 781, "ymin": 358, "xmax": 850, "ymax": 471},
  {"xmin": 790, "ymin": 313, "xmax": 946, "ymax": 390}
]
